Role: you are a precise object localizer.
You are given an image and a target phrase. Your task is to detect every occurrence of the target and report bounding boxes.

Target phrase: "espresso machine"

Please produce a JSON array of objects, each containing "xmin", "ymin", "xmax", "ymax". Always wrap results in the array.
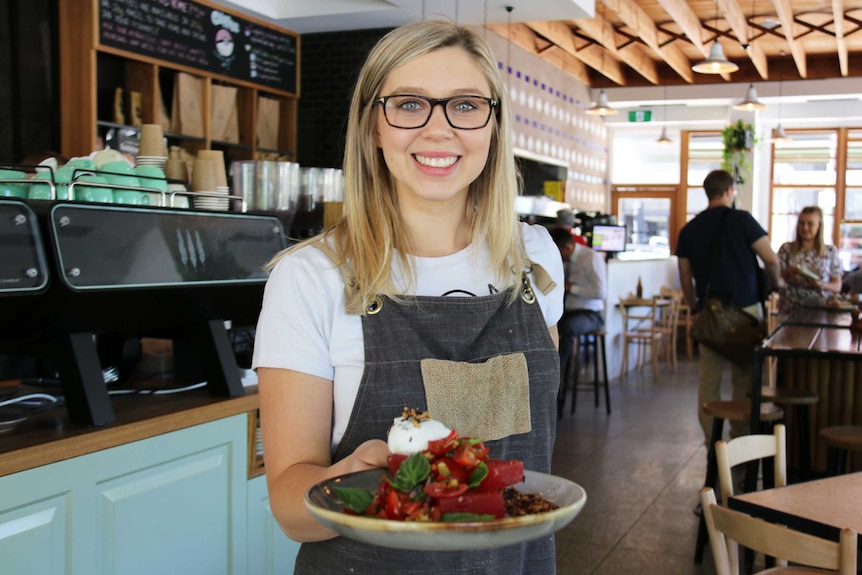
[{"xmin": 0, "ymin": 198, "xmax": 287, "ymax": 427}]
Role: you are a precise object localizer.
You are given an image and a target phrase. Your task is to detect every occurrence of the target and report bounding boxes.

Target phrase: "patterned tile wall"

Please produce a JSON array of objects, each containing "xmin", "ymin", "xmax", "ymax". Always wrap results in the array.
[{"xmin": 483, "ymin": 29, "xmax": 609, "ymax": 213}]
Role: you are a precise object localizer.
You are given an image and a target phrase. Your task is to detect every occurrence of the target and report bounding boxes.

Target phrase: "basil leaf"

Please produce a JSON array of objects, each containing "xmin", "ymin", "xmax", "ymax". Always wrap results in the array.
[
  {"xmin": 332, "ymin": 486, "xmax": 374, "ymax": 514},
  {"xmin": 441, "ymin": 513, "xmax": 496, "ymax": 522},
  {"xmin": 465, "ymin": 438, "xmax": 484, "ymax": 445},
  {"xmin": 391, "ymin": 452, "xmax": 431, "ymax": 492},
  {"xmin": 468, "ymin": 461, "xmax": 488, "ymax": 488}
]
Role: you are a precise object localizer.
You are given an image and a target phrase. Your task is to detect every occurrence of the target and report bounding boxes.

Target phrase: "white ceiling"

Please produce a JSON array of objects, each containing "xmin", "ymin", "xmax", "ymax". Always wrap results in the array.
[{"xmin": 212, "ymin": 0, "xmax": 594, "ymax": 34}]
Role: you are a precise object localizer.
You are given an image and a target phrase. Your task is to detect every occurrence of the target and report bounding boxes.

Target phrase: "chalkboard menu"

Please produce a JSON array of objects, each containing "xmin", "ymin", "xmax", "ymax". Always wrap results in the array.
[{"xmin": 99, "ymin": 0, "xmax": 298, "ymax": 94}]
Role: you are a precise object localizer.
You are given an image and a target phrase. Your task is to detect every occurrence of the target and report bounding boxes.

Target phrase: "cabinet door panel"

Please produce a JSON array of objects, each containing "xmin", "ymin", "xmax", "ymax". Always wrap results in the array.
[
  {"xmin": 246, "ymin": 475, "xmax": 299, "ymax": 575},
  {"xmin": 0, "ymin": 493, "xmax": 70, "ymax": 575},
  {"xmin": 96, "ymin": 448, "xmax": 232, "ymax": 575}
]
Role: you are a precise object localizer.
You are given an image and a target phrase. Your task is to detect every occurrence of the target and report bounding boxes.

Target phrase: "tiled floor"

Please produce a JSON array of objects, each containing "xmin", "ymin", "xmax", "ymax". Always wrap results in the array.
[{"xmin": 552, "ymin": 354, "xmax": 721, "ymax": 574}]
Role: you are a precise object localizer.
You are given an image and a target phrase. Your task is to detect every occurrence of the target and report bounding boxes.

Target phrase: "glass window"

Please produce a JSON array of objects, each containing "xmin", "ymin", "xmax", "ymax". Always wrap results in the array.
[
  {"xmin": 610, "ymin": 129, "xmax": 681, "ymax": 185},
  {"xmin": 847, "ymin": 140, "xmax": 862, "ymax": 186},
  {"xmin": 616, "ymin": 197, "xmax": 671, "ymax": 256},
  {"xmin": 772, "ymin": 131, "xmax": 837, "ymax": 186},
  {"xmin": 844, "ymin": 188, "xmax": 862, "ymax": 221},
  {"xmin": 686, "ymin": 133, "xmax": 721, "ymax": 220},
  {"xmin": 838, "ymin": 223, "xmax": 862, "ymax": 271}
]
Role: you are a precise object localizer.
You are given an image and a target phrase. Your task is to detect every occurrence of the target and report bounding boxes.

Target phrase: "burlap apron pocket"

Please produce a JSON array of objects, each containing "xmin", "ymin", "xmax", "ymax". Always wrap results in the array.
[{"xmin": 420, "ymin": 353, "xmax": 531, "ymax": 441}]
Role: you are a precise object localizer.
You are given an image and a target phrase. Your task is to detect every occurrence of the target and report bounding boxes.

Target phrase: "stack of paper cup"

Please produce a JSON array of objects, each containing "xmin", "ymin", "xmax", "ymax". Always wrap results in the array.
[
  {"xmin": 194, "ymin": 150, "xmax": 229, "ymax": 211},
  {"xmin": 137, "ymin": 124, "xmax": 168, "ymax": 169},
  {"xmin": 165, "ymin": 158, "xmax": 190, "ymax": 208},
  {"xmin": 190, "ymin": 158, "xmax": 221, "ymax": 211}
]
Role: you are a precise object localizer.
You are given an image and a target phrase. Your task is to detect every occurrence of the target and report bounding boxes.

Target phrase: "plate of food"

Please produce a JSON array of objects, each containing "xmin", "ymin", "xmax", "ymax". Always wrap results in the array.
[
  {"xmin": 304, "ymin": 409, "xmax": 587, "ymax": 551},
  {"xmin": 795, "ymin": 264, "xmax": 821, "ymax": 282}
]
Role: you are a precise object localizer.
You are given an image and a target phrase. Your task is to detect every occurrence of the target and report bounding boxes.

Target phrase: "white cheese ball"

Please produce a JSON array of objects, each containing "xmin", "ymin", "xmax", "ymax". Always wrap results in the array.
[{"xmin": 387, "ymin": 417, "xmax": 451, "ymax": 454}]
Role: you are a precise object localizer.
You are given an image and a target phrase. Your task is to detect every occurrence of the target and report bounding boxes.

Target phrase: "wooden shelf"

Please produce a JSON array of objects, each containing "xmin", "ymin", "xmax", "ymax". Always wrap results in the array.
[{"xmin": 60, "ymin": 0, "xmax": 299, "ymax": 163}]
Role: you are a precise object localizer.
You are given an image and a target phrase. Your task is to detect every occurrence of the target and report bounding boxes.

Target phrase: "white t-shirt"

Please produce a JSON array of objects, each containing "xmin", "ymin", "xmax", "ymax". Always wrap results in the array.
[{"xmin": 252, "ymin": 222, "xmax": 564, "ymax": 447}]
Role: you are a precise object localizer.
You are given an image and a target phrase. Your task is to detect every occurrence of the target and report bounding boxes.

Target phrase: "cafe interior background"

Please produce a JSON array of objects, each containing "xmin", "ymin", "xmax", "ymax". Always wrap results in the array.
[{"xmin": 3, "ymin": 0, "xmax": 862, "ymax": 266}]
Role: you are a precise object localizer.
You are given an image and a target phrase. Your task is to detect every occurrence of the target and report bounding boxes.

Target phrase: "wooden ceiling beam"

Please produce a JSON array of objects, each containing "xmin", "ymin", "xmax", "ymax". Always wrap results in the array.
[
  {"xmin": 832, "ymin": 0, "xmax": 849, "ymax": 76},
  {"xmin": 603, "ymin": 0, "xmax": 695, "ymax": 83},
  {"xmin": 655, "ymin": 0, "xmax": 709, "ymax": 56},
  {"xmin": 526, "ymin": 20, "xmax": 627, "ymax": 85},
  {"xmin": 485, "ymin": 23, "xmax": 592, "ymax": 86},
  {"xmin": 716, "ymin": 0, "xmax": 769, "ymax": 79},
  {"xmin": 770, "ymin": 0, "xmax": 808, "ymax": 78},
  {"xmin": 568, "ymin": 15, "xmax": 659, "ymax": 84}
]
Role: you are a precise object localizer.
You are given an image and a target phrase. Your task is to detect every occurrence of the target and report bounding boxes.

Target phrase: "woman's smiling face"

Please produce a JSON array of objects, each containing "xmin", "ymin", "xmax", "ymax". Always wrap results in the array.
[{"xmin": 374, "ymin": 46, "xmax": 494, "ymax": 211}]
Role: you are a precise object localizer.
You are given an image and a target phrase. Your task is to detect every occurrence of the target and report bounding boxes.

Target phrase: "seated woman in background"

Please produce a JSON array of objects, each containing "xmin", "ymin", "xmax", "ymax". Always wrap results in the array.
[{"xmin": 778, "ymin": 206, "xmax": 843, "ymax": 312}]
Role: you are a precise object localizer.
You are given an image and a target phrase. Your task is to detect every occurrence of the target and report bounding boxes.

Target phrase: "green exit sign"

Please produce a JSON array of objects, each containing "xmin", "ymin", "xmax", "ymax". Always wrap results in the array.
[{"xmin": 628, "ymin": 110, "xmax": 652, "ymax": 122}]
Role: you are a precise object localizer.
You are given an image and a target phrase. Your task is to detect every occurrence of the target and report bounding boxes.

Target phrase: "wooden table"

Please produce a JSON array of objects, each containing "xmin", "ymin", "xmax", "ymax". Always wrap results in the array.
[
  {"xmin": 729, "ymin": 472, "xmax": 862, "ymax": 551},
  {"xmin": 750, "ymin": 325, "xmax": 862, "ymax": 475},
  {"xmin": 783, "ymin": 307, "xmax": 854, "ymax": 328}
]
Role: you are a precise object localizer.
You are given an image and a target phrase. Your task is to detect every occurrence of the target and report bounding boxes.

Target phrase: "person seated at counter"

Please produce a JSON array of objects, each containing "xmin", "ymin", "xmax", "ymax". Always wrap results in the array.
[
  {"xmin": 554, "ymin": 208, "xmax": 587, "ymax": 246},
  {"xmin": 778, "ymin": 206, "xmax": 843, "ymax": 313},
  {"xmin": 550, "ymin": 227, "xmax": 607, "ymax": 375}
]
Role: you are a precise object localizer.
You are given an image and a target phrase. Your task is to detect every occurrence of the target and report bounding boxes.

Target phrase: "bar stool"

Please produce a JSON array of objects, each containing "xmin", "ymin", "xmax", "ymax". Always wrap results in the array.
[
  {"xmin": 754, "ymin": 387, "xmax": 819, "ymax": 481},
  {"xmin": 558, "ymin": 329, "xmax": 610, "ymax": 417},
  {"xmin": 694, "ymin": 399, "xmax": 784, "ymax": 564},
  {"xmin": 819, "ymin": 426, "xmax": 862, "ymax": 476}
]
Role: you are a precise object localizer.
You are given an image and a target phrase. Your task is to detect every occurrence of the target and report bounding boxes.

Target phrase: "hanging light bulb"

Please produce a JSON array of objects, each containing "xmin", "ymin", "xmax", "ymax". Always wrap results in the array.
[
  {"xmin": 733, "ymin": 83, "xmax": 767, "ymax": 111},
  {"xmin": 586, "ymin": 90, "xmax": 618, "ymax": 116},
  {"xmin": 770, "ymin": 52, "xmax": 792, "ymax": 145},
  {"xmin": 656, "ymin": 85, "xmax": 672, "ymax": 144},
  {"xmin": 771, "ymin": 125, "xmax": 792, "ymax": 145},
  {"xmin": 692, "ymin": 1, "xmax": 738, "ymax": 74},
  {"xmin": 656, "ymin": 126, "xmax": 673, "ymax": 145},
  {"xmin": 692, "ymin": 41, "xmax": 739, "ymax": 74}
]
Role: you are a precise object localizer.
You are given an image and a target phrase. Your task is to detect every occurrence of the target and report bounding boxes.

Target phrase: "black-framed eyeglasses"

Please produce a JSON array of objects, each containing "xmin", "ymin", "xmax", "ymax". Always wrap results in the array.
[{"xmin": 376, "ymin": 94, "xmax": 497, "ymax": 130}]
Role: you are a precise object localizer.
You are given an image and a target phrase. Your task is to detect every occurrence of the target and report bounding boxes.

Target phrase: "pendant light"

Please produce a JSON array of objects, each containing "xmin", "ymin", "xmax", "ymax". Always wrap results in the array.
[
  {"xmin": 586, "ymin": 3, "xmax": 618, "ymax": 116},
  {"xmin": 733, "ymin": 83, "xmax": 766, "ymax": 111},
  {"xmin": 692, "ymin": 1, "xmax": 738, "ymax": 74},
  {"xmin": 586, "ymin": 89, "xmax": 618, "ymax": 116},
  {"xmin": 771, "ymin": 52, "xmax": 792, "ymax": 145},
  {"xmin": 656, "ymin": 85, "xmax": 672, "ymax": 144}
]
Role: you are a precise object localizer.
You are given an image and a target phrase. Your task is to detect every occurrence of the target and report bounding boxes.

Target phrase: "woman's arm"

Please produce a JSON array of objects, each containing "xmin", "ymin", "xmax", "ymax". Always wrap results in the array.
[{"xmin": 258, "ymin": 367, "xmax": 389, "ymax": 542}]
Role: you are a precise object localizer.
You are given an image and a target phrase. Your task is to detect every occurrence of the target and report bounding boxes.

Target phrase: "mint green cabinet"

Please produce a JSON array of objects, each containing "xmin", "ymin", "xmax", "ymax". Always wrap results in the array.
[
  {"xmin": 0, "ymin": 415, "xmax": 247, "ymax": 575},
  {"xmin": 247, "ymin": 475, "xmax": 301, "ymax": 574}
]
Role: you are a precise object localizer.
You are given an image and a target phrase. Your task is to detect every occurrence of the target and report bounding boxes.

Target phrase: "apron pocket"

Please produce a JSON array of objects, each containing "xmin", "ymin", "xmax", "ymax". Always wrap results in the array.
[{"xmin": 420, "ymin": 353, "xmax": 531, "ymax": 441}]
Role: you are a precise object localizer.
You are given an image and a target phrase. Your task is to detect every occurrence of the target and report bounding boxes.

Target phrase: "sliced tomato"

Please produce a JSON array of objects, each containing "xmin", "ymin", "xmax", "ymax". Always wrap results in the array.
[
  {"xmin": 476, "ymin": 458, "xmax": 524, "ymax": 491},
  {"xmin": 437, "ymin": 490, "xmax": 505, "ymax": 519},
  {"xmin": 423, "ymin": 481, "xmax": 468, "ymax": 499},
  {"xmin": 387, "ymin": 453, "xmax": 408, "ymax": 475},
  {"xmin": 426, "ymin": 429, "xmax": 459, "ymax": 455}
]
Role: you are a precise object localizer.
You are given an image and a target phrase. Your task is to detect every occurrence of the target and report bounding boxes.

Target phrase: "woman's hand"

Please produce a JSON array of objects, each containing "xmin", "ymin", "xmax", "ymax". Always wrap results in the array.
[{"xmin": 340, "ymin": 439, "xmax": 389, "ymax": 474}]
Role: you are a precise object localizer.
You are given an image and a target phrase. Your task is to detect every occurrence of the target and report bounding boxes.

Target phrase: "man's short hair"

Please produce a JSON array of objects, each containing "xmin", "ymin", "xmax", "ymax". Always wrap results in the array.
[
  {"xmin": 556, "ymin": 209, "xmax": 576, "ymax": 228},
  {"xmin": 549, "ymin": 227, "xmax": 575, "ymax": 250},
  {"xmin": 703, "ymin": 170, "xmax": 734, "ymax": 200}
]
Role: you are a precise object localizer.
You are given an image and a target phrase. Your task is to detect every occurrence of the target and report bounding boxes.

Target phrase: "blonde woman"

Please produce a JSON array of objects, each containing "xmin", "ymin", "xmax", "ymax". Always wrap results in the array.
[
  {"xmin": 778, "ymin": 206, "xmax": 842, "ymax": 312},
  {"xmin": 252, "ymin": 21, "xmax": 564, "ymax": 574}
]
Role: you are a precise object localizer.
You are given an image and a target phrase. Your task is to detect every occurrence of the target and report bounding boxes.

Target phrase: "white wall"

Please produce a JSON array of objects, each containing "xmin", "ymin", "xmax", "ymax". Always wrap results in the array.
[{"xmin": 602, "ymin": 256, "xmax": 680, "ymax": 381}]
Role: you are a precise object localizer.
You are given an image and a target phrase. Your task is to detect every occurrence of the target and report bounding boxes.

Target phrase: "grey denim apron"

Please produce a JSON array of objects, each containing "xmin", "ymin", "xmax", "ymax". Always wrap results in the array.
[{"xmin": 295, "ymin": 251, "xmax": 560, "ymax": 575}]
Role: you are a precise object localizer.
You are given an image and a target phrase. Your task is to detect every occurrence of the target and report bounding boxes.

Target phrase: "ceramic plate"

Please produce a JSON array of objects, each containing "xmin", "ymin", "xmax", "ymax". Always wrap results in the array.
[{"xmin": 305, "ymin": 469, "xmax": 586, "ymax": 551}]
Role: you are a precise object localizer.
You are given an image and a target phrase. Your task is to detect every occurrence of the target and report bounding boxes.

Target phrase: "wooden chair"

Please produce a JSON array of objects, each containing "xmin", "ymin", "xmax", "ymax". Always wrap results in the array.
[
  {"xmin": 618, "ymin": 296, "xmax": 662, "ymax": 380},
  {"xmin": 700, "ymin": 487, "xmax": 858, "ymax": 575},
  {"xmin": 654, "ymin": 291, "xmax": 682, "ymax": 372},
  {"xmin": 716, "ymin": 425, "xmax": 787, "ymax": 570},
  {"xmin": 659, "ymin": 286, "xmax": 694, "ymax": 360},
  {"xmin": 695, "ymin": 400, "xmax": 785, "ymax": 564}
]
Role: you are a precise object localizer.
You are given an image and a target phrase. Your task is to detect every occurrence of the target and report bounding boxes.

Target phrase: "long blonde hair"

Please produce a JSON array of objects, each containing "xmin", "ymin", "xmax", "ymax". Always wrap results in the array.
[
  {"xmin": 792, "ymin": 206, "xmax": 827, "ymax": 256},
  {"xmin": 267, "ymin": 21, "xmax": 525, "ymax": 309}
]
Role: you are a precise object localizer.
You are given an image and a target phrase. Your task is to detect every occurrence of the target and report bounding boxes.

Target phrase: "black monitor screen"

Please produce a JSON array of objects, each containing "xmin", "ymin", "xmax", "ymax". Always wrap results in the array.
[{"xmin": 589, "ymin": 225, "xmax": 627, "ymax": 252}]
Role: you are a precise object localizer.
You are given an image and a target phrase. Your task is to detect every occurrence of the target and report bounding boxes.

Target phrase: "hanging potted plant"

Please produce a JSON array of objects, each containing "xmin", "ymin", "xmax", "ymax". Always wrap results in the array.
[{"xmin": 721, "ymin": 119, "xmax": 755, "ymax": 184}]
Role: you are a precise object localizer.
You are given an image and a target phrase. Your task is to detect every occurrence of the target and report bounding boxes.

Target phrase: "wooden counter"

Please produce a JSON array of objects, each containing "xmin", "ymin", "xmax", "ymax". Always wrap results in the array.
[
  {"xmin": 0, "ymin": 381, "xmax": 259, "ymax": 478},
  {"xmin": 753, "ymin": 321, "xmax": 862, "ymax": 475}
]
